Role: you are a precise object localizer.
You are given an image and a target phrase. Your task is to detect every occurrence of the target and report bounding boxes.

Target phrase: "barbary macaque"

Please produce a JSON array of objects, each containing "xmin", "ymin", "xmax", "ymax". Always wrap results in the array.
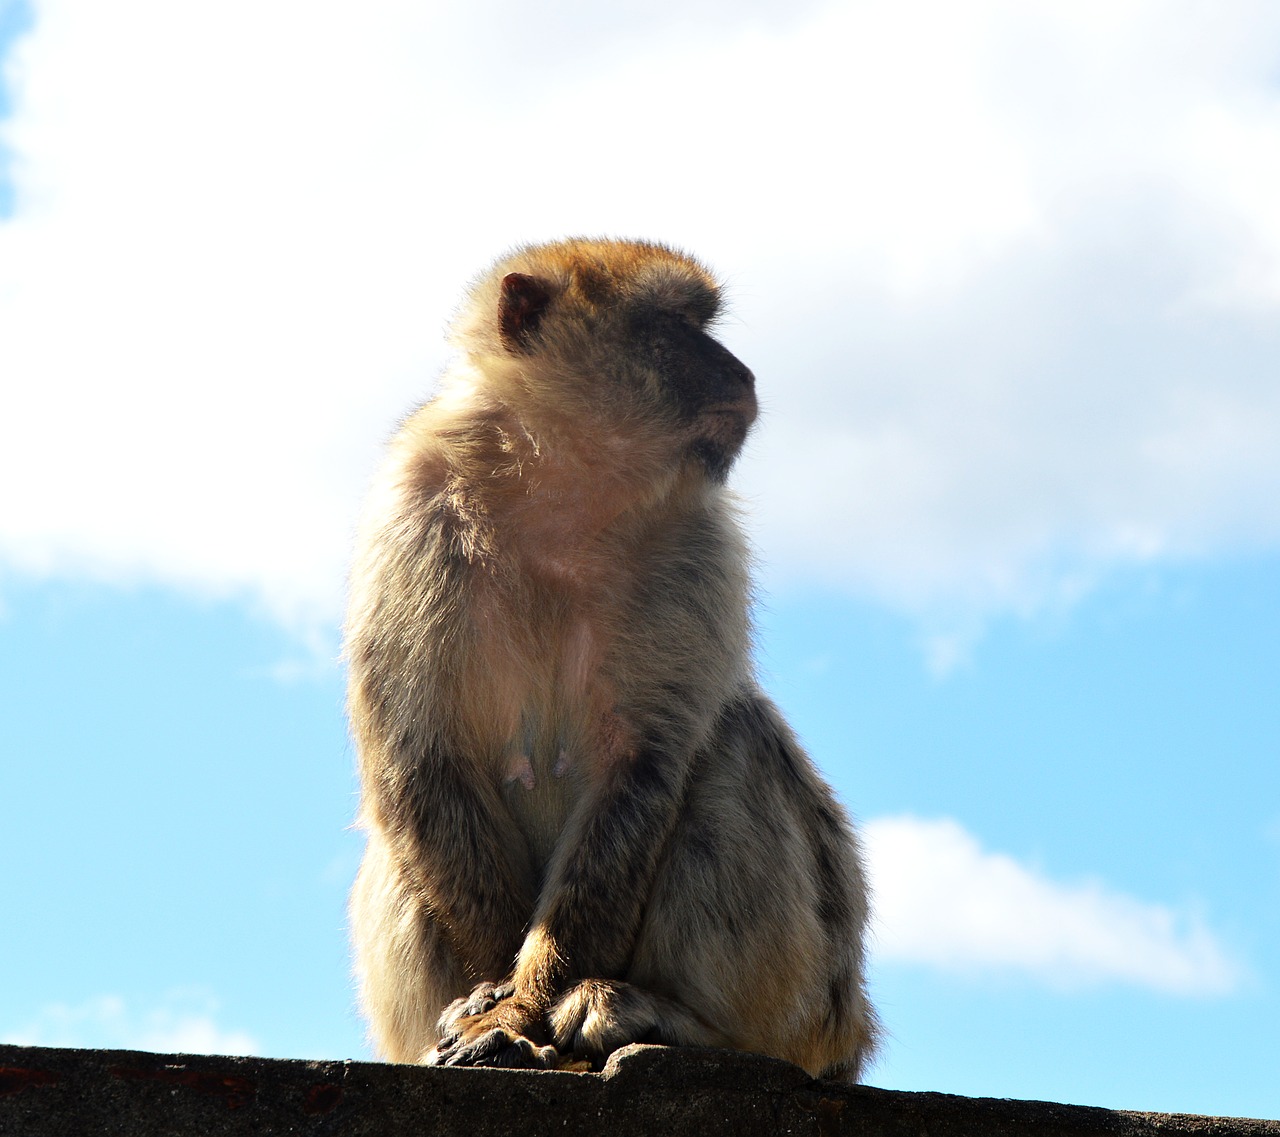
[{"xmin": 346, "ymin": 238, "xmax": 876, "ymax": 1080}]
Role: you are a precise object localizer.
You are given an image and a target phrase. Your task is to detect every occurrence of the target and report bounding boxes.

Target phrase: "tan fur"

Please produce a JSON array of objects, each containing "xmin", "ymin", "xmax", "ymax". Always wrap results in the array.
[{"xmin": 346, "ymin": 238, "xmax": 877, "ymax": 1080}]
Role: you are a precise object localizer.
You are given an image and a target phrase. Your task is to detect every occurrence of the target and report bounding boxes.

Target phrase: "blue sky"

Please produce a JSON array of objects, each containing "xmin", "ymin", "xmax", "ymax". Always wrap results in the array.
[{"xmin": 1, "ymin": 0, "xmax": 1278, "ymax": 1121}]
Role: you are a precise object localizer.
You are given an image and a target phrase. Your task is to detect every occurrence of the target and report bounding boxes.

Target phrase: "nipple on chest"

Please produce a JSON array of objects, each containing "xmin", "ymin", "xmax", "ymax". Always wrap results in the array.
[
  {"xmin": 503, "ymin": 751, "xmax": 536, "ymax": 792},
  {"xmin": 501, "ymin": 744, "xmax": 576, "ymax": 792}
]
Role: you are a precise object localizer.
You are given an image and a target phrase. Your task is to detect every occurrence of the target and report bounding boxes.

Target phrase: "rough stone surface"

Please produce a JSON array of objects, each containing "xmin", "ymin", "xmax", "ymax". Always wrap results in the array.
[{"xmin": 0, "ymin": 1042, "xmax": 1275, "ymax": 1137}]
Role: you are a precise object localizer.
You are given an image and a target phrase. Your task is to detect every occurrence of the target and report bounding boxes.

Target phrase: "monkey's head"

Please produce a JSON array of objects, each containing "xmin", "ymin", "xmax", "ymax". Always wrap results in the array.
[{"xmin": 451, "ymin": 238, "xmax": 758, "ymax": 485}]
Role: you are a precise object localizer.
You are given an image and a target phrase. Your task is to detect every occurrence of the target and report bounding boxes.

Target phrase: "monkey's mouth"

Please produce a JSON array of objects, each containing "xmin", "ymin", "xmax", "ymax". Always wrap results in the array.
[
  {"xmin": 704, "ymin": 392, "xmax": 758, "ymax": 443},
  {"xmin": 690, "ymin": 402, "xmax": 756, "ymax": 481}
]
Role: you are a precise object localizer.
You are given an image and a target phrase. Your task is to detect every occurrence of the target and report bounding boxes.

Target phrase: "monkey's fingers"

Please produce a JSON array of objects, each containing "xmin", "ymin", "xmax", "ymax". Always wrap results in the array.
[
  {"xmin": 428, "ymin": 1027, "xmax": 557, "ymax": 1069},
  {"xmin": 471, "ymin": 1034, "xmax": 559, "ymax": 1069},
  {"xmin": 435, "ymin": 981, "xmax": 519, "ymax": 1039}
]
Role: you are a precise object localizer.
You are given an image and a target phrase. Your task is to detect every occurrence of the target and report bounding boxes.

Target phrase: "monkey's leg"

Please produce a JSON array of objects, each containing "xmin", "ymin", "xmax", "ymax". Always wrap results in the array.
[
  {"xmin": 349, "ymin": 827, "xmax": 471, "ymax": 1062},
  {"xmin": 625, "ymin": 694, "xmax": 878, "ymax": 1081}
]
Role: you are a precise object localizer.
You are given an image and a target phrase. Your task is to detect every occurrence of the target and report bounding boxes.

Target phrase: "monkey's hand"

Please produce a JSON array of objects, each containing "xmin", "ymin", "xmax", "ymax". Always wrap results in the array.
[{"xmin": 425, "ymin": 982, "xmax": 558, "ymax": 1069}]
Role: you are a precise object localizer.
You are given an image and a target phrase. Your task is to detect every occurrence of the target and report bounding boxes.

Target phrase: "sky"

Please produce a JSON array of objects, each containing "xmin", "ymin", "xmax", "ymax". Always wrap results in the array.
[{"xmin": 0, "ymin": 0, "xmax": 1277, "ymax": 1119}]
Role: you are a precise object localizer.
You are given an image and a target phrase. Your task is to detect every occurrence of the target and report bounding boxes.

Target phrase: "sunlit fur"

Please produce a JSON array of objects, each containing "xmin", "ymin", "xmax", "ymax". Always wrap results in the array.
[{"xmin": 346, "ymin": 238, "xmax": 877, "ymax": 1081}]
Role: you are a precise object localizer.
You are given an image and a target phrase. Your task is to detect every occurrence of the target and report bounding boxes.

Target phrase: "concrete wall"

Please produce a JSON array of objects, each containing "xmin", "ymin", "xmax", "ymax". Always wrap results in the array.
[{"xmin": 1, "ymin": 1042, "xmax": 1276, "ymax": 1136}]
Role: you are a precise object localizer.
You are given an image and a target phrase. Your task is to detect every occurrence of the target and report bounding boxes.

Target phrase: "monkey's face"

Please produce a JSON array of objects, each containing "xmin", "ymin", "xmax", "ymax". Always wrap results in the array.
[
  {"xmin": 496, "ymin": 261, "xmax": 758, "ymax": 484},
  {"xmin": 624, "ymin": 305, "xmax": 757, "ymax": 483}
]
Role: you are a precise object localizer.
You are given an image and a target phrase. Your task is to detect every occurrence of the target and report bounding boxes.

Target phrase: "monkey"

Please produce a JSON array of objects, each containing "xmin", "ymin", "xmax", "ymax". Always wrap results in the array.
[{"xmin": 345, "ymin": 238, "xmax": 877, "ymax": 1081}]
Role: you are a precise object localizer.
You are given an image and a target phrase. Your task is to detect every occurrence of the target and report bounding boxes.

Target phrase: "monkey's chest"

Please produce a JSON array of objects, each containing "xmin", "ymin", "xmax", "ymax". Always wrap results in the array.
[
  {"xmin": 497, "ymin": 727, "xmax": 585, "ymax": 870},
  {"xmin": 472, "ymin": 595, "xmax": 619, "ymax": 868}
]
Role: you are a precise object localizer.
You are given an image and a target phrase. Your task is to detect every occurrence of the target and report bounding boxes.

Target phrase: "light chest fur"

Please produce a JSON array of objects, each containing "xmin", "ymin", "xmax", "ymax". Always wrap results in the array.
[{"xmin": 378, "ymin": 399, "xmax": 670, "ymax": 871}]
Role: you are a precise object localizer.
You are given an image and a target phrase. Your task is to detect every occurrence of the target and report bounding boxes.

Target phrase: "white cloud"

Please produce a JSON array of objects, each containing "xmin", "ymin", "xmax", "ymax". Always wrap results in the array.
[
  {"xmin": 863, "ymin": 815, "xmax": 1242, "ymax": 995},
  {"xmin": 0, "ymin": 1, "xmax": 1277, "ymax": 634},
  {"xmin": 2, "ymin": 990, "xmax": 259, "ymax": 1055}
]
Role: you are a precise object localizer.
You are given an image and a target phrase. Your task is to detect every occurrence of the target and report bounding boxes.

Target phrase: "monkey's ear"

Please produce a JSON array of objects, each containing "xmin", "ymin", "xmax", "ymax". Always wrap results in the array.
[{"xmin": 499, "ymin": 272, "xmax": 554, "ymax": 352}]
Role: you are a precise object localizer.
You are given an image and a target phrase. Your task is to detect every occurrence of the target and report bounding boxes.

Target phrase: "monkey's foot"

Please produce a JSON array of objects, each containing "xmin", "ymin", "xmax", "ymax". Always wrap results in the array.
[
  {"xmin": 425, "ymin": 1027, "xmax": 558, "ymax": 1068},
  {"xmin": 549, "ymin": 978, "xmax": 727, "ymax": 1065},
  {"xmin": 426, "ymin": 987, "xmax": 557, "ymax": 1069}
]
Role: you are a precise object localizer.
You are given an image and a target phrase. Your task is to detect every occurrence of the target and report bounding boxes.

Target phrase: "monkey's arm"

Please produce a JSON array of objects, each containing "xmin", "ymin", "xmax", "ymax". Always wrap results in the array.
[
  {"xmin": 348, "ymin": 497, "xmax": 537, "ymax": 988},
  {"xmin": 528, "ymin": 735, "xmax": 693, "ymax": 970},
  {"xmin": 355, "ymin": 726, "xmax": 536, "ymax": 982}
]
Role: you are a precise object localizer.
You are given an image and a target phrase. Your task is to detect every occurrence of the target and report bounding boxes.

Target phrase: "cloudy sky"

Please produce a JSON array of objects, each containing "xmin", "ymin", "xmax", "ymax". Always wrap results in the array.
[{"xmin": 1, "ymin": 0, "xmax": 1278, "ymax": 1119}]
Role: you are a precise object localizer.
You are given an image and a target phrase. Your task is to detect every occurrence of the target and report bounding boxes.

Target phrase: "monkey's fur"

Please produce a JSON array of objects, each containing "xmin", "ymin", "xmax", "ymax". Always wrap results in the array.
[{"xmin": 346, "ymin": 238, "xmax": 877, "ymax": 1080}]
